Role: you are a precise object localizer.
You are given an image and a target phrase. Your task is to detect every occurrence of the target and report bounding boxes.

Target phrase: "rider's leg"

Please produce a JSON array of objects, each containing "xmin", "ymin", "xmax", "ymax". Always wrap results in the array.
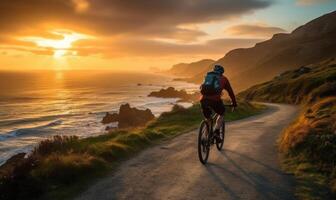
[
  {"xmin": 200, "ymin": 99, "xmax": 212, "ymax": 120},
  {"xmin": 213, "ymin": 100, "xmax": 225, "ymax": 132},
  {"xmin": 214, "ymin": 115, "xmax": 224, "ymax": 131}
]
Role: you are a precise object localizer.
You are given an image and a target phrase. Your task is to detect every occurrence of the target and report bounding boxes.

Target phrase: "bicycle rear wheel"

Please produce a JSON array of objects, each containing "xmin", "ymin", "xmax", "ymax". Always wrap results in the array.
[
  {"xmin": 216, "ymin": 121, "xmax": 225, "ymax": 150},
  {"xmin": 198, "ymin": 121, "xmax": 210, "ymax": 164}
]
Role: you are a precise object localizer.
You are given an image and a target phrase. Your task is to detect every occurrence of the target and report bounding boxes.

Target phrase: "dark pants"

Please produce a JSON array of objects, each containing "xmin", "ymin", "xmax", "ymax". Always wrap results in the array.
[{"xmin": 200, "ymin": 99, "xmax": 225, "ymax": 119}]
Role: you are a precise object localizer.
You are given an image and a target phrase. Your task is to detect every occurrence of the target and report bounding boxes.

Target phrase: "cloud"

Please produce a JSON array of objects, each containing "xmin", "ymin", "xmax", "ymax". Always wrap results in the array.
[
  {"xmin": 296, "ymin": 0, "xmax": 329, "ymax": 6},
  {"xmin": 226, "ymin": 24, "xmax": 286, "ymax": 38},
  {"xmin": 1, "ymin": 32, "xmax": 262, "ymax": 58},
  {"xmin": 0, "ymin": 0, "xmax": 272, "ymax": 40},
  {"xmin": 70, "ymin": 37, "xmax": 262, "ymax": 57},
  {"xmin": 72, "ymin": 0, "xmax": 90, "ymax": 13},
  {"xmin": 0, "ymin": 0, "xmax": 271, "ymax": 59},
  {"xmin": 0, "ymin": 46, "xmax": 54, "ymax": 56}
]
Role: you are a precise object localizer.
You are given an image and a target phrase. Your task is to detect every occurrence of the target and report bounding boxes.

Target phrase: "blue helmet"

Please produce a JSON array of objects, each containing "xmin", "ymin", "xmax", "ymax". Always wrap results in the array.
[{"xmin": 213, "ymin": 64, "xmax": 224, "ymax": 74}]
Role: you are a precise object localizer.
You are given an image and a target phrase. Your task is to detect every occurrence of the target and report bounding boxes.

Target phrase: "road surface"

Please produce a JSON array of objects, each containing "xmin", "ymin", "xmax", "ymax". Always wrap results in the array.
[{"xmin": 76, "ymin": 103, "xmax": 298, "ymax": 200}]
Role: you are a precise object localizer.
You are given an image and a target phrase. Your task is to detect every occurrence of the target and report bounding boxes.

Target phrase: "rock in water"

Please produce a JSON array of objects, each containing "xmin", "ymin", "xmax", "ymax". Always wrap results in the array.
[
  {"xmin": 101, "ymin": 112, "xmax": 119, "ymax": 124},
  {"xmin": 101, "ymin": 104, "xmax": 155, "ymax": 128},
  {"xmin": 148, "ymin": 87, "xmax": 188, "ymax": 98},
  {"xmin": 148, "ymin": 87, "xmax": 199, "ymax": 102}
]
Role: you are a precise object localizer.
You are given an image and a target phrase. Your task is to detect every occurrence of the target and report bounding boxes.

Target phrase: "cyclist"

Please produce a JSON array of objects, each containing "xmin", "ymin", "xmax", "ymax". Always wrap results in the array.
[{"xmin": 200, "ymin": 64, "xmax": 237, "ymax": 138}]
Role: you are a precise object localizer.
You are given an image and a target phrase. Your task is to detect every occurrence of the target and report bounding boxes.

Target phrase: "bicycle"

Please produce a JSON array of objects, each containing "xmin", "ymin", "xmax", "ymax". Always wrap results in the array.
[{"xmin": 198, "ymin": 104, "xmax": 233, "ymax": 164}]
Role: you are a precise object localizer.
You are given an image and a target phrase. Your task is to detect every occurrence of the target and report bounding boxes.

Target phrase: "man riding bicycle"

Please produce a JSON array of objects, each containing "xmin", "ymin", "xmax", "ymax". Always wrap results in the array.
[{"xmin": 200, "ymin": 64, "xmax": 237, "ymax": 139}]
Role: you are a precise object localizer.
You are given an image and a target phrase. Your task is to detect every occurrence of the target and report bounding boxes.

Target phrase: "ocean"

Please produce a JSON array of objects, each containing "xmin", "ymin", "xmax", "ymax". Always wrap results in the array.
[{"xmin": 0, "ymin": 70, "xmax": 198, "ymax": 165}]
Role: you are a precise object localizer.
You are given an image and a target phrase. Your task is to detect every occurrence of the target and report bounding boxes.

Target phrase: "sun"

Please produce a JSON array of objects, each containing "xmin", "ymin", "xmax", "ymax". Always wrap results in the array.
[{"xmin": 21, "ymin": 30, "xmax": 91, "ymax": 58}]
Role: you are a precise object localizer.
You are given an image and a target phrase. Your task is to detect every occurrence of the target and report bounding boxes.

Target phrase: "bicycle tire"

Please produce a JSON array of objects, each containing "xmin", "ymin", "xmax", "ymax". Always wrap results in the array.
[
  {"xmin": 198, "ymin": 121, "xmax": 210, "ymax": 164},
  {"xmin": 216, "ymin": 120, "xmax": 225, "ymax": 150}
]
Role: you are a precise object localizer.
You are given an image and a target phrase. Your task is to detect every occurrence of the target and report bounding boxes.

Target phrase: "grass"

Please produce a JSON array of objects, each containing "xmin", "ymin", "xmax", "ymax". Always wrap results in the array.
[
  {"xmin": 0, "ymin": 101, "xmax": 265, "ymax": 200},
  {"xmin": 238, "ymin": 59, "xmax": 336, "ymax": 199},
  {"xmin": 282, "ymin": 157, "xmax": 333, "ymax": 200},
  {"xmin": 279, "ymin": 97, "xmax": 336, "ymax": 200}
]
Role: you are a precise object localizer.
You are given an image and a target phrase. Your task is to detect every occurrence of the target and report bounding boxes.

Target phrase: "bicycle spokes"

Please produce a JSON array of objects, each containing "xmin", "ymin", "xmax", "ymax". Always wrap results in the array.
[
  {"xmin": 201, "ymin": 127, "xmax": 209, "ymax": 151},
  {"xmin": 198, "ymin": 121, "xmax": 210, "ymax": 164}
]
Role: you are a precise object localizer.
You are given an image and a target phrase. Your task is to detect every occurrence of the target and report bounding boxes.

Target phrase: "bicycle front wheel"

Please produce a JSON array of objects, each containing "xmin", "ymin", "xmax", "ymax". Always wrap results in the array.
[
  {"xmin": 198, "ymin": 121, "xmax": 210, "ymax": 164},
  {"xmin": 216, "ymin": 121, "xmax": 225, "ymax": 150}
]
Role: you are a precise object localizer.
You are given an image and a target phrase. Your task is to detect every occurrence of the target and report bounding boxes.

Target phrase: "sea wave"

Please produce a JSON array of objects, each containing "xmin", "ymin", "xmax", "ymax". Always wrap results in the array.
[
  {"xmin": 0, "ymin": 113, "xmax": 77, "ymax": 127},
  {"xmin": 0, "ymin": 119, "xmax": 63, "ymax": 141},
  {"xmin": 83, "ymin": 102, "xmax": 108, "ymax": 107},
  {"xmin": 102, "ymin": 91, "xmax": 126, "ymax": 95},
  {"xmin": 0, "ymin": 96, "xmax": 44, "ymax": 103}
]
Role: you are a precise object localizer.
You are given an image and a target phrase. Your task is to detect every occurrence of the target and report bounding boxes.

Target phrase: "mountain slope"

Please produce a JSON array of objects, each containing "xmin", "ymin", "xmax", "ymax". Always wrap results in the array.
[
  {"xmin": 238, "ymin": 58, "xmax": 336, "ymax": 104},
  {"xmin": 238, "ymin": 59, "xmax": 336, "ymax": 199},
  {"xmin": 167, "ymin": 59, "xmax": 214, "ymax": 77},
  {"xmin": 191, "ymin": 11, "xmax": 336, "ymax": 91}
]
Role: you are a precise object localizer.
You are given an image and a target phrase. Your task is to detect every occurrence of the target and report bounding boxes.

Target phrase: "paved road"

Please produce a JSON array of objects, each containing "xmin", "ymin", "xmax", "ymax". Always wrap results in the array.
[{"xmin": 76, "ymin": 104, "xmax": 298, "ymax": 200}]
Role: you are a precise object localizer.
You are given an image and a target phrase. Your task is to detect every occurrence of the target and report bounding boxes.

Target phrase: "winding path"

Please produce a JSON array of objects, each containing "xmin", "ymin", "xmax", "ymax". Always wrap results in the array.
[{"xmin": 76, "ymin": 103, "xmax": 298, "ymax": 200}]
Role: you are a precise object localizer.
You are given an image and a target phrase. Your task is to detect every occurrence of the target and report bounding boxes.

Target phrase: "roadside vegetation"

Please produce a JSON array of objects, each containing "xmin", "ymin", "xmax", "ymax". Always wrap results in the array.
[
  {"xmin": 239, "ymin": 59, "xmax": 336, "ymax": 199},
  {"xmin": 281, "ymin": 97, "xmax": 336, "ymax": 199},
  {"xmin": 0, "ymin": 101, "xmax": 265, "ymax": 200}
]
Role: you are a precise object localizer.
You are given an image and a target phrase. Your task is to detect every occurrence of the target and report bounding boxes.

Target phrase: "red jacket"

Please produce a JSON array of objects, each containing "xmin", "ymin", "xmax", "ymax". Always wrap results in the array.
[{"xmin": 201, "ymin": 75, "xmax": 237, "ymax": 106}]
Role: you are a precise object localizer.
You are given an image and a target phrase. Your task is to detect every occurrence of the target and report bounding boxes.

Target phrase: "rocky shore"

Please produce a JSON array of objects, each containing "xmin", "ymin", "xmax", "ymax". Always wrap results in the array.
[{"xmin": 102, "ymin": 103, "xmax": 155, "ymax": 129}]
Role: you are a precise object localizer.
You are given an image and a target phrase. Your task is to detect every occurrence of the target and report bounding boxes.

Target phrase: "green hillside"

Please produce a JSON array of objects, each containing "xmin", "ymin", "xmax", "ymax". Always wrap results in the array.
[
  {"xmin": 239, "ymin": 59, "xmax": 336, "ymax": 199},
  {"xmin": 239, "ymin": 59, "xmax": 336, "ymax": 104}
]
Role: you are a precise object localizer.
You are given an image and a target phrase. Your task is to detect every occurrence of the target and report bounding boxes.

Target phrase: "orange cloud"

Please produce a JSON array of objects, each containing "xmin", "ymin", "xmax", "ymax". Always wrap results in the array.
[
  {"xmin": 72, "ymin": 0, "xmax": 90, "ymax": 13},
  {"xmin": 297, "ymin": 0, "xmax": 329, "ymax": 6},
  {"xmin": 226, "ymin": 24, "xmax": 286, "ymax": 38},
  {"xmin": 71, "ymin": 37, "xmax": 262, "ymax": 58},
  {"xmin": 18, "ymin": 30, "xmax": 93, "ymax": 57}
]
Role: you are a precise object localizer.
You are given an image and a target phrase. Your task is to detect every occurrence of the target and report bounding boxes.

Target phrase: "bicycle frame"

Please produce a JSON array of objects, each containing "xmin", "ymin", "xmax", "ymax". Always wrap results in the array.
[{"xmin": 208, "ymin": 104, "xmax": 232, "ymax": 134}]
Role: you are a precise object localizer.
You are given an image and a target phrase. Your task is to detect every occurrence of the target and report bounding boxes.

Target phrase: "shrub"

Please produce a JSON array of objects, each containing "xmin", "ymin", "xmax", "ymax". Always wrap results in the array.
[
  {"xmin": 308, "ymin": 82, "xmax": 336, "ymax": 103},
  {"xmin": 31, "ymin": 153, "xmax": 106, "ymax": 184},
  {"xmin": 33, "ymin": 135, "xmax": 79, "ymax": 156}
]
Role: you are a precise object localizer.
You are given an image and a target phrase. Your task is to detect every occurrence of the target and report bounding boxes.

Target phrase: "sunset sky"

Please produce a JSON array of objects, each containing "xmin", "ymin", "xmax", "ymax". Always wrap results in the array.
[{"xmin": 0, "ymin": 0, "xmax": 335, "ymax": 71}]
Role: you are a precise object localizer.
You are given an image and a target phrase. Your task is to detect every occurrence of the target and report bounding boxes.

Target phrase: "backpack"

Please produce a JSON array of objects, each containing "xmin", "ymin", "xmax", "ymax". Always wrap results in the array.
[{"xmin": 200, "ymin": 71, "xmax": 222, "ymax": 95}]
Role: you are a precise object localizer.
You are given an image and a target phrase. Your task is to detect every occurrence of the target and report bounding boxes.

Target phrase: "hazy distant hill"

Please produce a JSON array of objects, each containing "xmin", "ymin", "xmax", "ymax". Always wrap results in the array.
[
  {"xmin": 190, "ymin": 11, "xmax": 336, "ymax": 91},
  {"xmin": 167, "ymin": 59, "xmax": 214, "ymax": 77}
]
